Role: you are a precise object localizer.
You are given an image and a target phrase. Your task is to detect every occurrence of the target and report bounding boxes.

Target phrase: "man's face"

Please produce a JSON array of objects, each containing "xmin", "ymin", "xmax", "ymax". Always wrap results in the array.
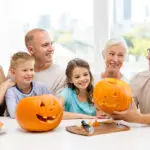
[{"xmin": 30, "ymin": 31, "xmax": 54, "ymax": 64}]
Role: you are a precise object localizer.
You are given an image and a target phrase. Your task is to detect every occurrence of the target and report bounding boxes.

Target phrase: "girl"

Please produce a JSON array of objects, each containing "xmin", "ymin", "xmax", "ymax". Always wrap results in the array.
[
  {"xmin": 5, "ymin": 52, "xmax": 50, "ymax": 118},
  {"xmin": 59, "ymin": 58, "xmax": 96, "ymax": 119}
]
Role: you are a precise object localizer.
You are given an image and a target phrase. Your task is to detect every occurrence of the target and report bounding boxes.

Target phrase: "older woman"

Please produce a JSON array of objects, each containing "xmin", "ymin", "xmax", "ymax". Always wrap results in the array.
[
  {"xmin": 93, "ymin": 37, "xmax": 129, "ymax": 117},
  {"xmin": 94, "ymin": 37, "xmax": 129, "ymax": 85},
  {"xmin": 112, "ymin": 48, "xmax": 150, "ymax": 124}
]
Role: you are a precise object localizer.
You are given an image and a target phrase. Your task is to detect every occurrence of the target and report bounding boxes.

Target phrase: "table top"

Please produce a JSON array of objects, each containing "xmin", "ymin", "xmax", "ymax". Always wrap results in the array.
[{"xmin": 0, "ymin": 117, "xmax": 150, "ymax": 150}]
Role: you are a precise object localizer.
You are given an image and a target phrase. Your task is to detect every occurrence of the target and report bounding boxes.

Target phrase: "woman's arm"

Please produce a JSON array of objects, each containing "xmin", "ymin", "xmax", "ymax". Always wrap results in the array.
[
  {"xmin": 0, "ymin": 66, "xmax": 6, "ymax": 84},
  {"xmin": 0, "ymin": 79, "xmax": 15, "ymax": 105}
]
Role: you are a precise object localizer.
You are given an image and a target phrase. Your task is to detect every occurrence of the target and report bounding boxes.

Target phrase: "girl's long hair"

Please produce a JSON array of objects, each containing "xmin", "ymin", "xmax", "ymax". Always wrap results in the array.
[{"xmin": 65, "ymin": 58, "xmax": 94, "ymax": 104}]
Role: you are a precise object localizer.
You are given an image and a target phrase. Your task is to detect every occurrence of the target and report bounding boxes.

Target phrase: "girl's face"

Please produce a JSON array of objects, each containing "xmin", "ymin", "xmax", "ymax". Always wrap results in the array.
[
  {"xmin": 70, "ymin": 67, "xmax": 91, "ymax": 91},
  {"xmin": 11, "ymin": 60, "xmax": 35, "ymax": 86},
  {"xmin": 105, "ymin": 44, "xmax": 126, "ymax": 73}
]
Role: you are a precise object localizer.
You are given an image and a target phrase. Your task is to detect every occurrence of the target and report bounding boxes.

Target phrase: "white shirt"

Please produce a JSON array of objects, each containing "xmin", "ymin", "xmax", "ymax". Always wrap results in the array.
[{"xmin": 34, "ymin": 64, "xmax": 66, "ymax": 96}]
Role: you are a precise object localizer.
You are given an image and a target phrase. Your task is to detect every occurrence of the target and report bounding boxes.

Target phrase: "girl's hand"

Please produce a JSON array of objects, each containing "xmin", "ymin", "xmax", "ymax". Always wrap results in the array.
[{"xmin": 95, "ymin": 106, "xmax": 110, "ymax": 119}]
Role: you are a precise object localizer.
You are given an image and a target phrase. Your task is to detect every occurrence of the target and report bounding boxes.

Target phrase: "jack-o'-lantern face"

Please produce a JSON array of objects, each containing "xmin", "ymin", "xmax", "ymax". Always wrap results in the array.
[
  {"xmin": 93, "ymin": 78, "xmax": 132, "ymax": 114},
  {"xmin": 16, "ymin": 95, "xmax": 63, "ymax": 132}
]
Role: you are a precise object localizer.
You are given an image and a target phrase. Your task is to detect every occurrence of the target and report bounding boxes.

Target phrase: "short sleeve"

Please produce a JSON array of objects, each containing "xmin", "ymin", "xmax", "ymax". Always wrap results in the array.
[
  {"xmin": 5, "ymin": 88, "xmax": 17, "ymax": 118},
  {"xmin": 34, "ymin": 82, "xmax": 51, "ymax": 95},
  {"xmin": 130, "ymin": 75, "xmax": 140, "ymax": 108},
  {"xmin": 59, "ymin": 88, "xmax": 72, "ymax": 111}
]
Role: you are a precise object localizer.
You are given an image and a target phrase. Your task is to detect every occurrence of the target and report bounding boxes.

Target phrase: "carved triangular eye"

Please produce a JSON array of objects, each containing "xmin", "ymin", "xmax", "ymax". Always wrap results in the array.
[{"xmin": 40, "ymin": 102, "xmax": 45, "ymax": 107}]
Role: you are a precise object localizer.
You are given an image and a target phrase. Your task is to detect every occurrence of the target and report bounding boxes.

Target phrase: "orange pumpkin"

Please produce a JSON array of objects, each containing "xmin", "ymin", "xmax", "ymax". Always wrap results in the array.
[
  {"xmin": 0, "ymin": 121, "xmax": 3, "ymax": 128},
  {"xmin": 16, "ymin": 95, "xmax": 63, "ymax": 132},
  {"xmin": 93, "ymin": 78, "xmax": 132, "ymax": 114}
]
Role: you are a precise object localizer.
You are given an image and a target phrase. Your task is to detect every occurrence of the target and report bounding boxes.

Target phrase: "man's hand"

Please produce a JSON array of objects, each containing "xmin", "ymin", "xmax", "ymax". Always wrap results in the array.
[{"xmin": 111, "ymin": 109, "xmax": 141, "ymax": 123}]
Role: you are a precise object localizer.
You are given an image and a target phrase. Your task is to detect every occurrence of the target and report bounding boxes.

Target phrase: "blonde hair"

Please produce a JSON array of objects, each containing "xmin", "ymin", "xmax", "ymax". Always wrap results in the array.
[
  {"xmin": 25, "ymin": 28, "xmax": 46, "ymax": 48},
  {"xmin": 10, "ymin": 52, "xmax": 35, "ymax": 69}
]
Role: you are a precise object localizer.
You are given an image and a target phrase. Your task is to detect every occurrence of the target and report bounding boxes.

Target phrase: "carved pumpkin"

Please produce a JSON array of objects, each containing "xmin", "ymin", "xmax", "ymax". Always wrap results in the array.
[
  {"xmin": 16, "ymin": 95, "xmax": 63, "ymax": 132},
  {"xmin": 0, "ymin": 121, "xmax": 3, "ymax": 128},
  {"xmin": 93, "ymin": 78, "xmax": 132, "ymax": 114}
]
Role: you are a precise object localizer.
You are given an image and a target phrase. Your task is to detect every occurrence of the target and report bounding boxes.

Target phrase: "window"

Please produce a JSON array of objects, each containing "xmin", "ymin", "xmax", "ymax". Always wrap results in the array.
[
  {"xmin": 0, "ymin": 0, "xmax": 93, "ymax": 73},
  {"xmin": 111, "ymin": 0, "xmax": 150, "ymax": 80}
]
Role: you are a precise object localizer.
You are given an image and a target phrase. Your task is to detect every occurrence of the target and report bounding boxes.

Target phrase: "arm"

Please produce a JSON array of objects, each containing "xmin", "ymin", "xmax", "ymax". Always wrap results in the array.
[
  {"xmin": 111, "ymin": 100, "xmax": 150, "ymax": 124},
  {"xmin": 63, "ymin": 112, "xmax": 95, "ymax": 120},
  {"xmin": 58, "ymin": 96, "xmax": 95, "ymax": 120},
  {"xmin": 111, "ymin": 109, "xmax": 150, "ymax": 124},
  {"xmin": 0, "ymin": 79, "xmax": 15, "ymax": 105},
  {"xmin": 5, "ymin": 88, "xmax": 17, "ymax": 118},
  {"xmin": 0, "ymin": 66, "xmax": 6, "ymax": 84},
  {"xmin": 94, "ymin": 103, "xmax": 110, "ymax": 119}
]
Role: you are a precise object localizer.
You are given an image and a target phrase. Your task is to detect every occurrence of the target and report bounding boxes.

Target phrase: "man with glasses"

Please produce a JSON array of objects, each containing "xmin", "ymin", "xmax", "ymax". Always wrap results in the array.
[{"xmin": 25, "ymin": 28, "xmax": 65, "ymax": 96}]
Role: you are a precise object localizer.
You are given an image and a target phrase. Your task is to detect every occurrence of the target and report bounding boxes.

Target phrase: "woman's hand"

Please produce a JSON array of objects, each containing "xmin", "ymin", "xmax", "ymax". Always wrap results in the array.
[{"xmin": 4, "ymin": 79, "xmax": 15, "ymax": 88}]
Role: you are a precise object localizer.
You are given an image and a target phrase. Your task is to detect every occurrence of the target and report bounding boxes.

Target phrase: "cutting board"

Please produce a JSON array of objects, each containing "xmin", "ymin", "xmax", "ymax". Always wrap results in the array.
[{"xmin": 66, "ymin": 121, "xmax": 130, "ymax": 136}]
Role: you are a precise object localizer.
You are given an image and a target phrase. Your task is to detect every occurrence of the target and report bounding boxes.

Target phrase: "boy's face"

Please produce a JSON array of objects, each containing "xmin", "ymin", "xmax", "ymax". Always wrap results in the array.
[{"xmin": 12, "ymin": 60, "xmax": 35, "ymax": 85}]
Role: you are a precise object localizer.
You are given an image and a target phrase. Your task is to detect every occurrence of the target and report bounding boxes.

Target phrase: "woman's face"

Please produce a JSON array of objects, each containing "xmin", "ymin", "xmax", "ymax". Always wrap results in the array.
[{"xmin": 105, "ymin": 44, "xmax": 126, "ymax": 73}]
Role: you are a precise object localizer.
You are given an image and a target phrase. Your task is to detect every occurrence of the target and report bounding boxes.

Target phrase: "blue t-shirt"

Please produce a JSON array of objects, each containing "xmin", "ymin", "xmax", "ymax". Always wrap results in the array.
[
  {"xmin": 60, "ymin": 88, "xmax": 96, "ymax": 116},
  {"xmin": 5, "ymin": 82, "xmax": 51, "ymax": 118}
]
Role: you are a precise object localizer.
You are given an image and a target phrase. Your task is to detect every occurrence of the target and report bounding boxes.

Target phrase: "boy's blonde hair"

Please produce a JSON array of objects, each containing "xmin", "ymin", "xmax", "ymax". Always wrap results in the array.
[{"xmin": 10, "ymin": 52, "xmax": 35, "ymax": 68}]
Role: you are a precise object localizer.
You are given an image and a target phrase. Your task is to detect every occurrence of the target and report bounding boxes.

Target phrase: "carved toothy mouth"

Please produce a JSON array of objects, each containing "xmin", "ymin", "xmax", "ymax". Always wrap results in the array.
[{"xmin": 36, "ymin": 114, "xmax": 57, "ymax": 122}]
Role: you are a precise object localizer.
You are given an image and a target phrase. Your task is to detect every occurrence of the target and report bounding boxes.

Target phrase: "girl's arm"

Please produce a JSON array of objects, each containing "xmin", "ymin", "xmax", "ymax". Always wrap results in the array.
[
  {"xmin": 63, "ymin": 112, "xmax": 95, "ymax": 120},
  {"xmin": 58, "ymin": 96, "xmax": 95, "ymax": 119}
]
